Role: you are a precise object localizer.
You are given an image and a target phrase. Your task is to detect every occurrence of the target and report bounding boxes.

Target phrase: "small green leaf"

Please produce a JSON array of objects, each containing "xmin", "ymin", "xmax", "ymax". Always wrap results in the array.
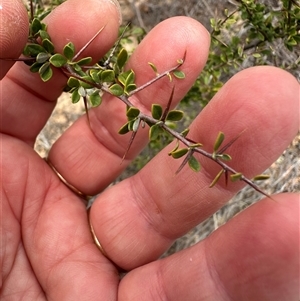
[
  {"xmin": 89, "ymin": 70, "xmax": 100, "ymax": 83},
  {"xmin": 173, "ymin": 70, "xmax": 185, "ymax": 79},
  {"xmin": 170, "ymin": 148, "xmax": 188, "ymax": 159},
  {"xmin": 29, "ymin": 62, "xmax": 43, "ymax": 73},
  {"xmin": 118, "ymin": 70, "xmax": 132, "ymax": 86},
  {"xmin": 30, "ymin": 18, "xmax": 43, "ymax": 36},
  {"xmin": 209, "ymin": 169, "xmax": 225, "ymax": 188},
  {"xmin": 118, "ymin": 122, "xmax": 130, "ymax": 135},
  {"xmin": 124, "ymin": 83, "xmax": 137, "ymax": 95},
  {"xmin": 230, "ymin": 172, "xmax": 243, "ymax": 182},
  {"xmin": 166, "ymin": 110, "xmax": 184, "ymax": 122},
  {"xmin": 151, "ymin": 104, "xmax": 163, "ymax": 120},
  {"xmin": 109, "ymin": 84, "xmax": 123, "ymax": 96},
  {"xmin": 132, "ymin": 118, "xmax": 141, "ymax": 132},
  {"xmin": 101, "ymin": 70, "xmax": 115, "ymax": 82},
  {"xmin": 39, "ymin": 62, "xmax": 53, "ymax": 82},
  {"xmin": 117, "ymin": 48, "xmax": 128, "ymax": 69},
  {"xmin": 218, "ymin": 153, "xmax": 232, "ymax": 161},
  {"xmin": 125, "ymin": 70, "xmax": 135, "ymax": 86},
  {"xmin": 76, "ymin": 57, "xmax": 92, "ymax": 66},
  {"xmin": 126, "ymin": 107, "xmax": 140, "ymax": 120},
  {"xmin": 63, "ymin": 42, "xmax": 75, "ymax": 60},
  {"xmin": 49, "ymin": 53, "xmax": 67, "ymax": 67},
  {"xmin": 127, "ymin": 120, "xmax": 136, "ymax": 131},
  {"xmin": 36, "ymin": 52, "xmax": 50, "ymax": 64},
  {"xmin": 67, "ymin": 76, "xmax": 80, "ymax": 88},
  {"xmin": 72, "ymin": 63, "xmax": 83, "ymax": 73},
  {"xmin": 39, "ymin": 30, "xmax": 51, "ymax": 41},
  {"xmin": 78, "ymin": 86, "xmax": 88, "ymax": 97},
  {"xmin": 67, "ymin": 77, "xmax": 80, "ymax": 88},
  {"xmin": 213, "ymin": 131, "xmax": 225, "ymax": 152},
  {"xmin": 188, "ymin": 155, "xmax": 201, "ymax": 172},
  {"xmin": 79, "ymin": 76, "xmax": 94, "ymax": 89},
  {"xmin": 168, "ymin": 140, "xmax": 179, "ymax": 156},
  {"xmin": 253, "ymin": 174, "xmax": 270, "ymax": 181},
  {"xmin": 181, "ymin": 128, "xmax": 190, "ymax": 137},
  {"xmin": 148, "ymin": 62, "xmax": 158, "ymax": 74},
  {"xmin": 23, "ymin": 43, "xmax": 46, "ymax": 56},
  {"xmin": 42, "ymin": 39, "xmax": 55, "ymax": 54},
  {"xmin": 89, "ymin": 90, "xmax": 102, "ymax": 107},
  {"xmin": 149, "ymin": 123, "xmax": 164, "ymax": 141},
  {"xmin": 252, "ymin": 53, "xmax": 261, "ymax": 58},
  {"xmin": 71, "ymin": 88, "xmax": 81, "ymax": 103}
]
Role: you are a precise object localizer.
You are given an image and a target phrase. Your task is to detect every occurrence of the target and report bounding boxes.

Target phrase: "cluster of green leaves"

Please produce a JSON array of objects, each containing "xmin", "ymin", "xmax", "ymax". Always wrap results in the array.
[
  {"xmin": 183, "ymin": 0, "xmax": 300, "ymax": 108},
  {"xmin": 18, "ymin": 0, "xmax": 274, "ymax": 198}
]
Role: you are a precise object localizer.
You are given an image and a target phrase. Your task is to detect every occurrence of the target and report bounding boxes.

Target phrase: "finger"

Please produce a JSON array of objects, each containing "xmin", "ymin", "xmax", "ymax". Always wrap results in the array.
[
  {"xmin": 0, "ymin": 0, "xmax": 121, "ymax": 144},
  {"xmin": 2, "ymin": 135, "xmax": 119, "ymax": 300},
  {"xmin": 48, "ymin": 17, "xmax": 210, "ymax": 195},
  {"xmin": 90, "ymin": 66, "xmax": 299, "ymax": 270},
  {"xmin": 0, "ymin": 0, "xmax": 28, "ymax": 79},
  {"xmin": 118, "ymin": 194, "xmax": 299, "ymax": 301}
]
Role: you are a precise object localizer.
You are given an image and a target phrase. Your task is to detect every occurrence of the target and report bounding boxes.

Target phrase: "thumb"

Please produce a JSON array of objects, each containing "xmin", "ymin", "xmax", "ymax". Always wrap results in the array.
[{"xmin": 0, "ymin": 0, "xmax": 28, "ymax": 80}]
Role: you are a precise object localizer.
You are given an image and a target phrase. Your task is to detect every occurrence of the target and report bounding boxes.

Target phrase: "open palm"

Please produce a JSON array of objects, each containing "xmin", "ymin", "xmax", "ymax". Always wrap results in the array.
[{"xmin": 1, "ymin": 0, "xmax": 299, "ymax": 300}]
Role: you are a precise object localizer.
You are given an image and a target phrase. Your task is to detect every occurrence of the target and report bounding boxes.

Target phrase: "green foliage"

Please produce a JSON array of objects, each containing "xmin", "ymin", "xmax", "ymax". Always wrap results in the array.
[{"xmin": 183, "ymin": 0, "xmax": 300, "ymax": 108}]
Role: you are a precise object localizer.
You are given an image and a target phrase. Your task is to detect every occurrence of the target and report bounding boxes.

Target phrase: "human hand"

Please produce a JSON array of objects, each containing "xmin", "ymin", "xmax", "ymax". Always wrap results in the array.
[{"xmin": 1, "ymin": 0, "xmax": 299, "ymax": 300}]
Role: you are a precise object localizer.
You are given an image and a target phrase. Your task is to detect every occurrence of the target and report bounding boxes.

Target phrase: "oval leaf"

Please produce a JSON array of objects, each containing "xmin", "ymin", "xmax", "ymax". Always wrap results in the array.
[
  {"xmin": 79, "ymin": 76, "xmax": 94, "ymax": 89},
  {"xmin": 125, "ymin": 83, "xmax": 137, "ymax": 95},
  {"xmin": 67, "ymin": 77, "xmax": 80, "ymax": 88},
  {"xmin": 151, "ymin": 104, "xmax": 163, "ymax": 120},
  {"xmin": 30, "ymin": 18, "xmax": 43, "ymax": 36},
  {"xmin": 125, "ymin": 70, "xmax": 135, "ymax": 86},
  {"xmin": 42, "ymin": 38, "xmax": 55, "ymax": 54},
  {"xmin": 253, "ymin": 174, "xmax": 270, "ymax": 181},
  {"xmin": 63, "ymin": 42, "xmax": 75, "ymax": 60},
  {"xmin": 117, "ymin": 48, "xmax": 128, "ymax": 69},
  {"xmin": 71, "ymin": 88, "xmax": 81, "ymax": 103},
  {"xmin": 29, "ymin": 62, "xmax": 43, "ymax": 73},
  {"xmin": 173, "ymin": 70, "xmax": 185, "ymax": 79},
  {"xmin": 166, "ymin": 110, "xmax": 184, "ymax": 122},
  {"xmin": 230, "ymin": 172, "xmax": 243, "ymax": 182},
  {"xmin": 213, "ymin": 131, "xmax": 225, "ymax": 152},
  {"xmin": 76, "ymin": 57, "xmax": 92, "ymax": 66},
  {"xmin": 39, "ymin": 30, "xmax": 51, "ymax": 41},
  {"xmin": 209, "ymin": 169, "xmax": 225, "ymax": 188},
  {"xmin": 118, "ymin": 122, "xmax": 130, "ymax": 135},
  {"xmin": 109, "ymin": 83, "xmax": 123, "ymax": 96},
  {"xmin": 101, "ymin": 70, "xmax": 115, "ymax": 83},
  {"xmin": 49, "ymin": 53, "xmax": 67, "ymax": 67},
  {"xmin": 126, "ymin": 107, "xmax": 140, "ymax": 120},
  {"xmin": 36, "ymin": 52, "xmax": 50, "ymax": 64},
  {"xmin": 39, "ymin": 62, "xmax": 53, "ymax": 82},
  {"xmin": 149, "ymin": 123, "xmax": 164, "ymax": 141},
  {"xmin": 23, "ymin": 43, "xmax": 46, "ymax": 56},
  {"xmin": 171, "ymin": 148, "xmax": 188, "ymax": 159},
  {"xmin": 118, "ymin": 70, "xmax": 132, "ymax": 86},
  {"xmin": 89, "ymin": 91, "xmax": 102, "ymax": 107},
  {"xmin": 132, "ymin": 118, "xmax": 141, "ymax": 132},
  {"xmin": 188, "ymin": 155, "xmax": 201, "ymax": 172}
]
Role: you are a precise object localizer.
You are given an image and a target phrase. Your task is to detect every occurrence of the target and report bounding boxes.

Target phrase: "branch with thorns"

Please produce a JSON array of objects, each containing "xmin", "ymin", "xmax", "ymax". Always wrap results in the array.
[{"xmin": 1, "ymin": 2, "xmax": 272, "ymax": 200}]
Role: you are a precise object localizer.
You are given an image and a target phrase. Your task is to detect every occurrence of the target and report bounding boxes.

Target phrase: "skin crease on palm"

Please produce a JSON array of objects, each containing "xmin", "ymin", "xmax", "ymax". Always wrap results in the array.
[{"xmin": 0, "ymin": 0, "xmax": 299, "ymax": 300}]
